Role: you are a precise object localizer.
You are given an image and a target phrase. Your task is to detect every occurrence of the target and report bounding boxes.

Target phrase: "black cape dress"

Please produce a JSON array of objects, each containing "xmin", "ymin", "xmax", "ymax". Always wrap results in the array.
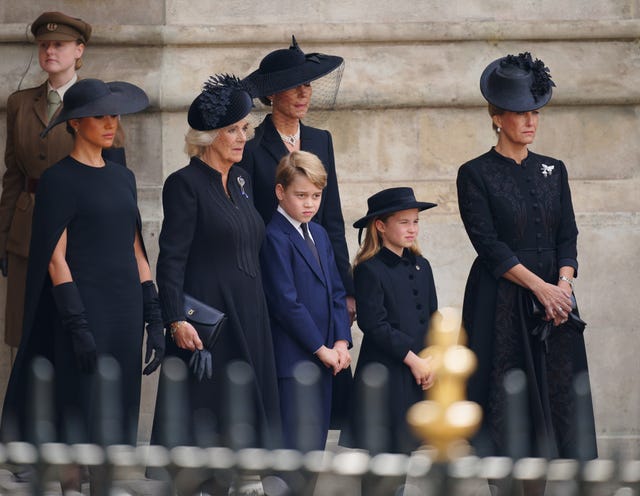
[
  {"xmin": 150, "ymin": 157, "xmax": 282, "ymax": 449},
  {"xmin": 1, "ymin": 156, "xmax": 144, "ymax": 445},
  {"xmin": 456, "ymin": 148, "xmax": 597, "ymax": 459}
]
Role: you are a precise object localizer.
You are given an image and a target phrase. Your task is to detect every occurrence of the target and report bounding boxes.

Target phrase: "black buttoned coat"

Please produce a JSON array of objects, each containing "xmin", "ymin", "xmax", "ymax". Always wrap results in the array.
[{"xmin": 341, "ymin": 247, "xmax": 438, "ymax": 453}]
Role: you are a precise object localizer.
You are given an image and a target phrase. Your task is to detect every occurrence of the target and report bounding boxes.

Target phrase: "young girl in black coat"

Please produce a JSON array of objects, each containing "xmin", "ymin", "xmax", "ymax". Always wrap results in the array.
[{"xmin": 340, "ymin": 187, "xmax": 439, "ymax": 454}]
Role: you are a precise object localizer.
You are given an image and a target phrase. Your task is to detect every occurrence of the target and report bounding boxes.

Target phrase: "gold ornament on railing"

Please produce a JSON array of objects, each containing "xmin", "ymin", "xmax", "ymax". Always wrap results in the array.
[{"xmin": 406, "ymin": 307, "xmax": 482, "ymax": 462}]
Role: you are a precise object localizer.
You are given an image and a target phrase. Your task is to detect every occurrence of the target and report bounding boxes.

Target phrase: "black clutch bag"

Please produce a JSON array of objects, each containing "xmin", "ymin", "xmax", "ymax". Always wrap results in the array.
[
  {"xmin": 184, "ymin": 294, "xmax": 226, "ymax": 351},
  {"xmin": 524, "ymin": 291, "xmax": 586, "ymax": 334}
]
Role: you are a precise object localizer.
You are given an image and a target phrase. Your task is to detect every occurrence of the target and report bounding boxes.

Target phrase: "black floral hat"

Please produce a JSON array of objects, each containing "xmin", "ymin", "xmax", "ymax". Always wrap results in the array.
[
  {"xmin": 480, "ymin": 52, "xmax": 555, "ymax": 112},
  {"xmin": 243, "ymin": 36, "xmax": 344, "ymax": 105},
  {"xmin": 188, "ymin": 74, "xmax": 253, "ymax": 131}
]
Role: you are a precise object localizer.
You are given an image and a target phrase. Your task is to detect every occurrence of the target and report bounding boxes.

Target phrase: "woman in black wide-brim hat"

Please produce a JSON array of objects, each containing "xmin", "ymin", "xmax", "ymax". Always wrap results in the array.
[
  {"xmin": 148, "ymin": 75, "xmax": 282, "ymax": 466},
  {"xmin": 0, "ymin": 11, "xmax": 127, "ymax": 351},
  {"xmin": 456, "ymin": 53, "xmax": 597, "ymax": 478},
  {"xmin": 239, "ymin": 36, "xmax": 355, "ymax": 431},
  {"xmin": 1, "ymin": 78, "xmax": 162, "ymax": 489}
]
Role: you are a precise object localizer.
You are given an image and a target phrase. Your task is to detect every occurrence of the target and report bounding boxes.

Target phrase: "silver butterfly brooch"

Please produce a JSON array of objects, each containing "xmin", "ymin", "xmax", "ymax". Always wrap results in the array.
[{"xmin": 540, "ymin": 164, "xmax": 555, "ymax": 177}]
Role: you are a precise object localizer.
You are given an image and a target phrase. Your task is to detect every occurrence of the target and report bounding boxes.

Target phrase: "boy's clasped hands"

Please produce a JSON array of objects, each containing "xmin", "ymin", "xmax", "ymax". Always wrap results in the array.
[{"xmin": 315, "ymin": 339, "xmax": 351, "ymax": 375}]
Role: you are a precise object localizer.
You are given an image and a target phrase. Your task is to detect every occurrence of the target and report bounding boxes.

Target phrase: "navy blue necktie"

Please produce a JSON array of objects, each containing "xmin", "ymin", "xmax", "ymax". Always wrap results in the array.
[{"xmin": 301, "ymin": 223, "xmax": 320, "ymax": 265}]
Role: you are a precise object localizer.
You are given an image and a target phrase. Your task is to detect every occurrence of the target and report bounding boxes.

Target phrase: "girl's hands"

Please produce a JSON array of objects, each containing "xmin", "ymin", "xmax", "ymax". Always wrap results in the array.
[{"xmin": 404, "ymin": 351, "xmax": 436, "ymax": 390}]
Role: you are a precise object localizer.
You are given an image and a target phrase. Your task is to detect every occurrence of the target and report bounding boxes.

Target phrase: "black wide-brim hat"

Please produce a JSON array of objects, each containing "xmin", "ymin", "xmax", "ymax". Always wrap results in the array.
[
  {"xmin": 480, "ymin": 52, "xmax": 555, "ymax": 112},
  {"xmin": 41, "ymin": 79, "xmax": 149, "ymax": 137},
  {"xmin": 188, "ymin": 74, "xmax": 253, "ymax": 131},
  {"xmin": 243, "ymin": 35, "xmax": 344, "ymax": 100},
  {"xmin": 353, "ymin": 187, "xmax": 437, "ymax": 229}
]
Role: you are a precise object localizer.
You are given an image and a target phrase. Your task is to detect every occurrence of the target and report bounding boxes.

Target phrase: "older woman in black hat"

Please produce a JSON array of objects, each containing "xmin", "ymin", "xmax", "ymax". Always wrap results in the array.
[
  {"xmin": 149, "ymin": 75, "xmax": 281, "ymax": 456},
  {"xmin": 1, "ymin": 78, "xmax": 162, "ymax": 488},
  {"xmin": 456, "ymin": 53, "xmax": 596, "ymax": 467},
  {"xmin": 0, "ymin": 11, "xmax": 126, "ymax": 350},
  {"xmin": 240, "ymin": 36, "xmax": 355, "ymax": 432}
]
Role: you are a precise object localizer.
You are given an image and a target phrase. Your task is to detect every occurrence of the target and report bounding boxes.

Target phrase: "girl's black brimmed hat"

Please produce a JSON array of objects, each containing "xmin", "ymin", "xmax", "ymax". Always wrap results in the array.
[
  {"xmin": 354, "ymin": 187, "xmax": 437, "ymax": 229},
  {"xmin": 41, "ymin": 79, "xmax": 149, "ymax": 137},
  {"xmin": 480, "ymin": 52, "xmax": 555, "ymax": 112},
  {"xmin": 188, "ymin": 74, "xmax": 253, "ymax": 131},
  {"xmin": 243, "ymin": 35, "xmax": 344, "ymax": 105}
]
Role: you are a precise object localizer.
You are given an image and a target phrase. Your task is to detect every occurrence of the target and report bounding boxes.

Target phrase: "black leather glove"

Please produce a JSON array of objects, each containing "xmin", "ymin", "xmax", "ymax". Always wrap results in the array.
[
  {"xmin": 0, "ymin": 257, "xmax": 7, "ymax": 277},
  {"xmin": 189, "ymin": 349, "xmax": 213, "ymax": 382},
  {"xmin": 142, "ymin": 280, "xmax": 165, "ymax": 375},
  {"xmin": 51, "ymin": 281, "xmax": 96, "ymax": 374}
]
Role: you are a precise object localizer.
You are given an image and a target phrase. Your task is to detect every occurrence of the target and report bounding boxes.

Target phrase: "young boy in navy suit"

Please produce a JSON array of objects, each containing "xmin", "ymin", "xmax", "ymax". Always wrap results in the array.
[{"xmin": 260, "ymin": 150, "xmax": 352, "ymax": 451}]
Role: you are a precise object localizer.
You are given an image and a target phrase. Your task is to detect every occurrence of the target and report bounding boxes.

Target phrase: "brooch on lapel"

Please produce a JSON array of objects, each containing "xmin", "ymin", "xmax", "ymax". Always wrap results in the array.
[
  {"xmin": 540, "ymin": 164, "xmax": 555, "ymax": 177},
  {"xmin": 237, "ymin": 176, "xmax": 249, "ymax": 198}
]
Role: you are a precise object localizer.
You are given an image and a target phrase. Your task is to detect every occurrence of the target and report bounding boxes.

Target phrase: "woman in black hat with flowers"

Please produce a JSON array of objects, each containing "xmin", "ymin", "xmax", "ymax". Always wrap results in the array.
[
  {"xmin": 1, "ymin": 78, "xmax": 162, "ymax": 488},
  {"xmin": 149, "ymin": 75, "xmax": 281, "ymax": 457},
  {"xmin": 339, "ymin": 187, "xmax": 438, "ymax": 454},
  {"xmin": 457, "ymin": 53, "xmax": 596, "ymax": 468},
  {"xmin": 240, "ymin": 36, "xmax": 355, "ymax": 432}
]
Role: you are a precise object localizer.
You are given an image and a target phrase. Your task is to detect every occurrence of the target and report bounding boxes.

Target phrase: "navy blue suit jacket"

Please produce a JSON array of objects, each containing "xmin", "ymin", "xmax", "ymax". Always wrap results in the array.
[
  {"xmin": 239, "ymin": 114, "xmax": 354, "ymax": 295},
  {"xmin": 260, "ymin": 211, "xmax": 351, "ymax": 378}
]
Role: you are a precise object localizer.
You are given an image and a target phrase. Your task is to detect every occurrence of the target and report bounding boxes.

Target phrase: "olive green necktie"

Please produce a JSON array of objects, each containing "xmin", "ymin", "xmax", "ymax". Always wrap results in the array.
[{"xmin": 47, "ymin": 90, "xmax": 61, "ymax": 121}]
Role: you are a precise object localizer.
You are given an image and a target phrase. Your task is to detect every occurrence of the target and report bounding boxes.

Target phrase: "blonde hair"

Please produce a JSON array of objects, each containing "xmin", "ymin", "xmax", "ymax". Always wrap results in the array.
[
  {"xmin": 184, "ymin": 127, "xmax": 219, "ymax": 157},
  {"xmin": 354, "ymin": 213, "xmax": 422, "ymax": 266},
  {"xmin": 275, "ymin": 150, "xmax": 327, "ymax": 190}
]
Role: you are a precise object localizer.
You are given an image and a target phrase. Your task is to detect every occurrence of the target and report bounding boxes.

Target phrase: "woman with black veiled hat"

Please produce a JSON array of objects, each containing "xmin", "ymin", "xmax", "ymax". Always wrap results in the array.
[
  {"xmin": 149, "ymin": 75, "xmax": 282, "ymax": 457},
  {"xmin": 1, "ymin": 78, "xmax": 163, "ymax": 489},
  {"xmin": 239, "ymin": 36, "xmax": 355, "ymax": 432},
  {"xmin": 457, "ymin": 53, "xmax": 597, "ymax": 470}
]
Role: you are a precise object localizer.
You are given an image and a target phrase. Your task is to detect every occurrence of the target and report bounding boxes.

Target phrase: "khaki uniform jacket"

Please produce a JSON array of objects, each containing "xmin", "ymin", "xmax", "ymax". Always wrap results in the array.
[
  {"xmin": 1, "ymin": 81, "xmax": 73, "ymax": 258},
  {"xmin": 1, "ymin": 81, "xmax": 74, "ymax": 346}
]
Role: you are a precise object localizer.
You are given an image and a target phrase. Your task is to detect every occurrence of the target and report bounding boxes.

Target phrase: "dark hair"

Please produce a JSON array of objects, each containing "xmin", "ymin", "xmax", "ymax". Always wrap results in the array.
[{"xmin": 488, "ymin": 103, "xmax": 505, "ymax": 133}]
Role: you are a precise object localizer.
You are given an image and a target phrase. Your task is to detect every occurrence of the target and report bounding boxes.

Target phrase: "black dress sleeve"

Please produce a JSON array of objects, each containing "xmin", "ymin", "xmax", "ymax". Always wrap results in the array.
[
  {"xmin": 319, "ymin": 130, "xmax": 354, "ymax": 295},
  {"xmin": 456, "ymin": 162, "xmax": 520, "ymax": 278},
  {"xmin": 555, "ymin": 161, "xmax": 579, "ymax": 275},
  {"xmin": 156, "ymin": 170, "xmax": 198, "ymax": 324},
  {"xmin": 354, "ymin": 262, "xmax": 413, "ymax": 361}
]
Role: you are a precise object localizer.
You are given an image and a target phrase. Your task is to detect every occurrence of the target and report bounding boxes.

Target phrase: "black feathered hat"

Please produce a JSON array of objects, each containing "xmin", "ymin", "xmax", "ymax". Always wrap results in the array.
[
  {"xmin": 480, "ymin": 52, "xmax": 555, "ymax": 112},
  {"xmin": 41, "ymin": 78, "xmax": 148, "ymax": 137},
  {"xmin": 188, "ymin": 74, "xmax": 253, "ymax": 131},
  {"xmin": 243, "ymin": 35, "xmax": 344, "ymax": 105}
]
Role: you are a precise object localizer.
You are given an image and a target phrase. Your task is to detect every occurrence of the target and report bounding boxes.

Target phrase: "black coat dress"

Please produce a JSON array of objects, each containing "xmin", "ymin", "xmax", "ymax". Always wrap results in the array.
[
  {"xmin": 150, "ymin": 157, "xmax": 281, "ymax": 448},
  {"xmin": 457, "ymin": 148, "xmax": 597, "ymax": 459},
  {"xmin": 340, "ymin": 247, "xmax": 438, "ymax": 453},
  {"xmin": 237, "ymin": 114, "xmax": 354, "ymax": 428},
  {"xmin": 1, "ymin": 157, "xmax": 144, "ymax": 445}
]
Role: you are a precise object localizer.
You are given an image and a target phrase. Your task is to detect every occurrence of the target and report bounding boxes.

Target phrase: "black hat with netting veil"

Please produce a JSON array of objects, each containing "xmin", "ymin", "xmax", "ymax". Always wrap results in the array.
[
  {"xmin": 41, "ymin": 78, "xmax": 148, "ymax": 137},
  {"xmin": 353, "ymin": 187, "xmax": 437, "ymax": 229},
  {"xmin": 243, "ymin": 35, "xmax": 344, "ymax": 106},
  {"xmin": 480, "ymin": 52, "xmax": 555, "ymax": 112},
  {"xmin": 188, "ymin": 74, "xmax": 254, "ymax": 131}
]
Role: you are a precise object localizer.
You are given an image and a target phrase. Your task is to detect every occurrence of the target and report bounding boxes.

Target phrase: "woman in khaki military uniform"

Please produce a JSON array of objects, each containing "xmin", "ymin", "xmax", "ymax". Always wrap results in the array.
[{"xmin": 0, "ymin": 12, "xmax": 124, "ymax": 349}]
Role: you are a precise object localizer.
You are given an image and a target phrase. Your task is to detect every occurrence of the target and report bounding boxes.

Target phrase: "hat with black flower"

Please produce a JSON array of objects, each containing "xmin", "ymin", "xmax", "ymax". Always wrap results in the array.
[
  {"xmin": 188, "ymin": 74, "xmax": 254, "ymax": 131},
  {"xmin": 480, "ymin": 52, "xmax": 555, "ymax": 112}
]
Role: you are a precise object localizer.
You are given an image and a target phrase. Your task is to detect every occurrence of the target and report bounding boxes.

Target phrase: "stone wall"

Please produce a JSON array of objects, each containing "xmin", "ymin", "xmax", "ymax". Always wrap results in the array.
[{"xmin": 0, "ymin": 1, "xmax": 638, "ymax": 455}]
